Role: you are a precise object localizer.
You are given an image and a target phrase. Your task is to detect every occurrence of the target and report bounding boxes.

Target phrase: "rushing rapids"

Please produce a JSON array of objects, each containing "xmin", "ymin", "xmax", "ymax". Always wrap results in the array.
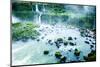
[{"xmin": 12, "ymin": 2, "xmax": 96, "ymax": 65}]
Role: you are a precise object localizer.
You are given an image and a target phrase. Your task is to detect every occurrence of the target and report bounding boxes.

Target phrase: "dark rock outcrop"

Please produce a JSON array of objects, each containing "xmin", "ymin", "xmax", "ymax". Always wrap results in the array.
[
  {"xmin": 84, "ymin": 50, "xmax": 96, "ymax": 61},
  {"xmin": 64, "ymin": 41, "xmax": 68, "ymax": 46},
  {"xmin": 44, "ymin": 50, "xmax": 49, "ymax": 55},
  {"xmin": 68, "ymin": 37, "xmax": 73, "ymax": 40},
  {"xmin": 74, "ymin": 49, "xmax": 80, "ymax": 56},
  {"xmin": 84, "ymin": 41, "xmax": 90, "ymax": 44},
  {"xmin": 55, "ymin": 51, "xmax": 62, "ymax": 59},
  {"xmin": 57, "ymin": 38, "xmax": 63, "ymax": 43},
  {"xmin": 60, "ymin": 56, "xmax": 67, "ymax": 63},
  {"xmin": 69, "ymin": 42, "xmax": 76, "ymax": 46}
]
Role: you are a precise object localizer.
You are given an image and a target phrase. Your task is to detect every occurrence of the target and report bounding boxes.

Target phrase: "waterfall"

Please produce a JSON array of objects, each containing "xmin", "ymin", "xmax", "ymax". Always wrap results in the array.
[
  {"xmin": 43, "ymin": 4, "xmax": 46, "ymax": 12},
  {"xmin": 35, "ymin": 3, "xmax": 42, "ymax": 24},
  {"xmin": 12, "ymin": 15, "xmax": 21, "ymax": 23},
  {"xmin": 38, "ymin": 13, "xmax": 42, "ymax": 24},
  {"xmin": 36, "ymin": 4, "xmax": 39, "ymax": 12},
  {"xmin": 84, "ymin": 6, "xmax": 90, "ymax": 14}
]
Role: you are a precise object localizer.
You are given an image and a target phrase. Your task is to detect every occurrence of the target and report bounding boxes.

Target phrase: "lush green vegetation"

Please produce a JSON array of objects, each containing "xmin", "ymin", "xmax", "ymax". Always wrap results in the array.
[
  {"xmin": 12, "ymin": 2, "xmax": 33, "ymax": 11},
  {"xmin": 12, "ymin": 22, "xmax": 40, "ymax": 41},
  {"xmin": 12, "ymin": 2, "xmax": 96, "ymax": 64},
  {"xmin": 12, "ymin": 2, "xmax": 67, "ymax": 20},
  {"xmin": 12, "ymin": 12, "xmax": 36, "ymax": 20},
  {"xmin": 84, "ymin": 50, "xmax": 96, "ymax": 61},
  {"xmin": 12, "ymin": 2, "xmax": 96, "ymax": 30},
  {"xmin": 45, "ymin": 3, "xmax": 66, "ymax": 13},
  {"xmin": 78, "ymin": 14, "xmax": 96, "ymax": 29}
]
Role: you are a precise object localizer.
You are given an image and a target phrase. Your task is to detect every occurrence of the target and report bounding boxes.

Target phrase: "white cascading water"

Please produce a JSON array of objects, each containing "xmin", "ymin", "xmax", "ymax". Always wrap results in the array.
[
  {"xmin": 12, "ymin": 15, "xmax": 21, "ymax": 23},
  {"xmin": 36, "ymin": 4, "xmax": 42, "ymax": 24},
  {"xmin": 12, "ymin": 23, "xmax": 96, "ymax": 65},
  {"xmin": 12, "ymin": 4, "xmax": 96, "ymax": 65}
]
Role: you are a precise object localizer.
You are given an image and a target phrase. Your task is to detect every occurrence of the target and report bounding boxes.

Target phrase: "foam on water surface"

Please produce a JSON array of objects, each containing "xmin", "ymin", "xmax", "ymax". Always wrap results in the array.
[{"xmin": 12, "ymin": 23, "xmax": 95, "ymax": 65}]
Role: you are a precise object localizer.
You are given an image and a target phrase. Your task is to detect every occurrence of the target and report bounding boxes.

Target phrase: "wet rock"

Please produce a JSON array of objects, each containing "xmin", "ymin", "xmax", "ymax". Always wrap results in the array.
[
  {"xmin": 92, "ymin": 42, "xmax": 96, "ymax": 45},
  {"xmin": 60, "ymin": 56, "xmax": 67, "ymax": 63},
  {"xmin": 74, "ymin": 37, "xmax": 77, "ymax": 40},
  {"xmin": 68, "ymin": 49, "xmax": 72, "ymax": 52},
  {"xmin": 80, "ymin": 29, "xmax": 91, "ymax": 38},
  {"xmin": 37, "ymin": 39, "xmax": 40, "ymax": 41},
  {"xmin": 93, "ymin": 36, "xmax": 96, "ymax": 39},
  {"xmin": 91, "ymin": 28, "xmax": 96, "ymax": 33},
  {"xmin": 84, "ymin": 41, "xmax": 90, "ymax": 44},
  {"xmin": 74, "ymin": 49, "xmax": 80, "ymax": 56},
  {"xmin": 48, "ymin": 40, "xmax": 52, "ymax": 44},
  {"xmin": 83, "ymin": 56, "xmax": 87, "ymax": 61},
  {"xmin": 84, "ymin": 50, "xmax": 96, "ymax": 61},
  {"xmin": 54, "ymin": 41, "xmax": 60, "ymax": 48},
  {"xmin": 76, "ymin": 56, "xmax": 80, "ymax": 60},
  {"xmin": 88, "ymin": 35, "xmax": 92, "ymax": 38},
  {"xmin": 68, "ymin": 37, "xmax": 73, "ymax": 40},
  {"xmin": 90, "ymin": 45, "xmax": 94, "ymax": 49},
  {"xmin": 44, "ymin": 50, "xmax": 49, "ymax": 55},
  {"xmin": 69, "ymin": 42, "xmax": 76, "ymax": 46},
  {"xmin": 39, "ymin": 29, "xmax": 42, "ymax": 31},
  {"xmin": 56, "ymin": 44, "xmax": 61, "ymax": 48},
  {"xmin": 88, "ymin": 50, "xmax": 96, "ymax": 57},
  {"xmin": 55, "ymin": 51, "xmax": 62, "ymax": 59},
  {"xmin": 86, "ymin": 38, "xmax": 88, "ymax": 40},
  {"xmin": 57, "ymin": 38, "xmax": 63, "ymax": 43},
  {"xmin": 85, "ymin": 34, "xmax": 88, "ymax": 37},
  {"xmin": 64, "ymin": 41, "xmax": 68, "ymax": 46},
  {"xmin": 89, "ymin": 39, "xmax": 92, "ymax": 42},
  {"xmin": 54, "ymin": 38, "xmax": 63, "ymax": 48},
  {"xmin": 80, "ymin": 30, "xmax": 85, "ymax": 37},
  {"xmin": 80, "ymin": 33, "xmax": 84, "ymax": 37},
  {"xmin": 50, "ymin": 43, "xmax": 53, "ymax": 45},
  {"xmin": 48, "ymin": 40, "xmax": 53, "ymax": 45},
  {"xmin": 41, "ymin": 37, "xmax": 44, "ymax": 39},
  {"xmin": 54, "ymin": 41, "xmax": 58, "ymax": 45}
]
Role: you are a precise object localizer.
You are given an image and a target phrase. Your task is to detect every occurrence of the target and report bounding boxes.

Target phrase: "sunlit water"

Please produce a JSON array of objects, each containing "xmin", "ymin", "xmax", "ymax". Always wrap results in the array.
[{"xmin": 12, "ymin": 23, "xmax": 95, "ymax": 65}]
